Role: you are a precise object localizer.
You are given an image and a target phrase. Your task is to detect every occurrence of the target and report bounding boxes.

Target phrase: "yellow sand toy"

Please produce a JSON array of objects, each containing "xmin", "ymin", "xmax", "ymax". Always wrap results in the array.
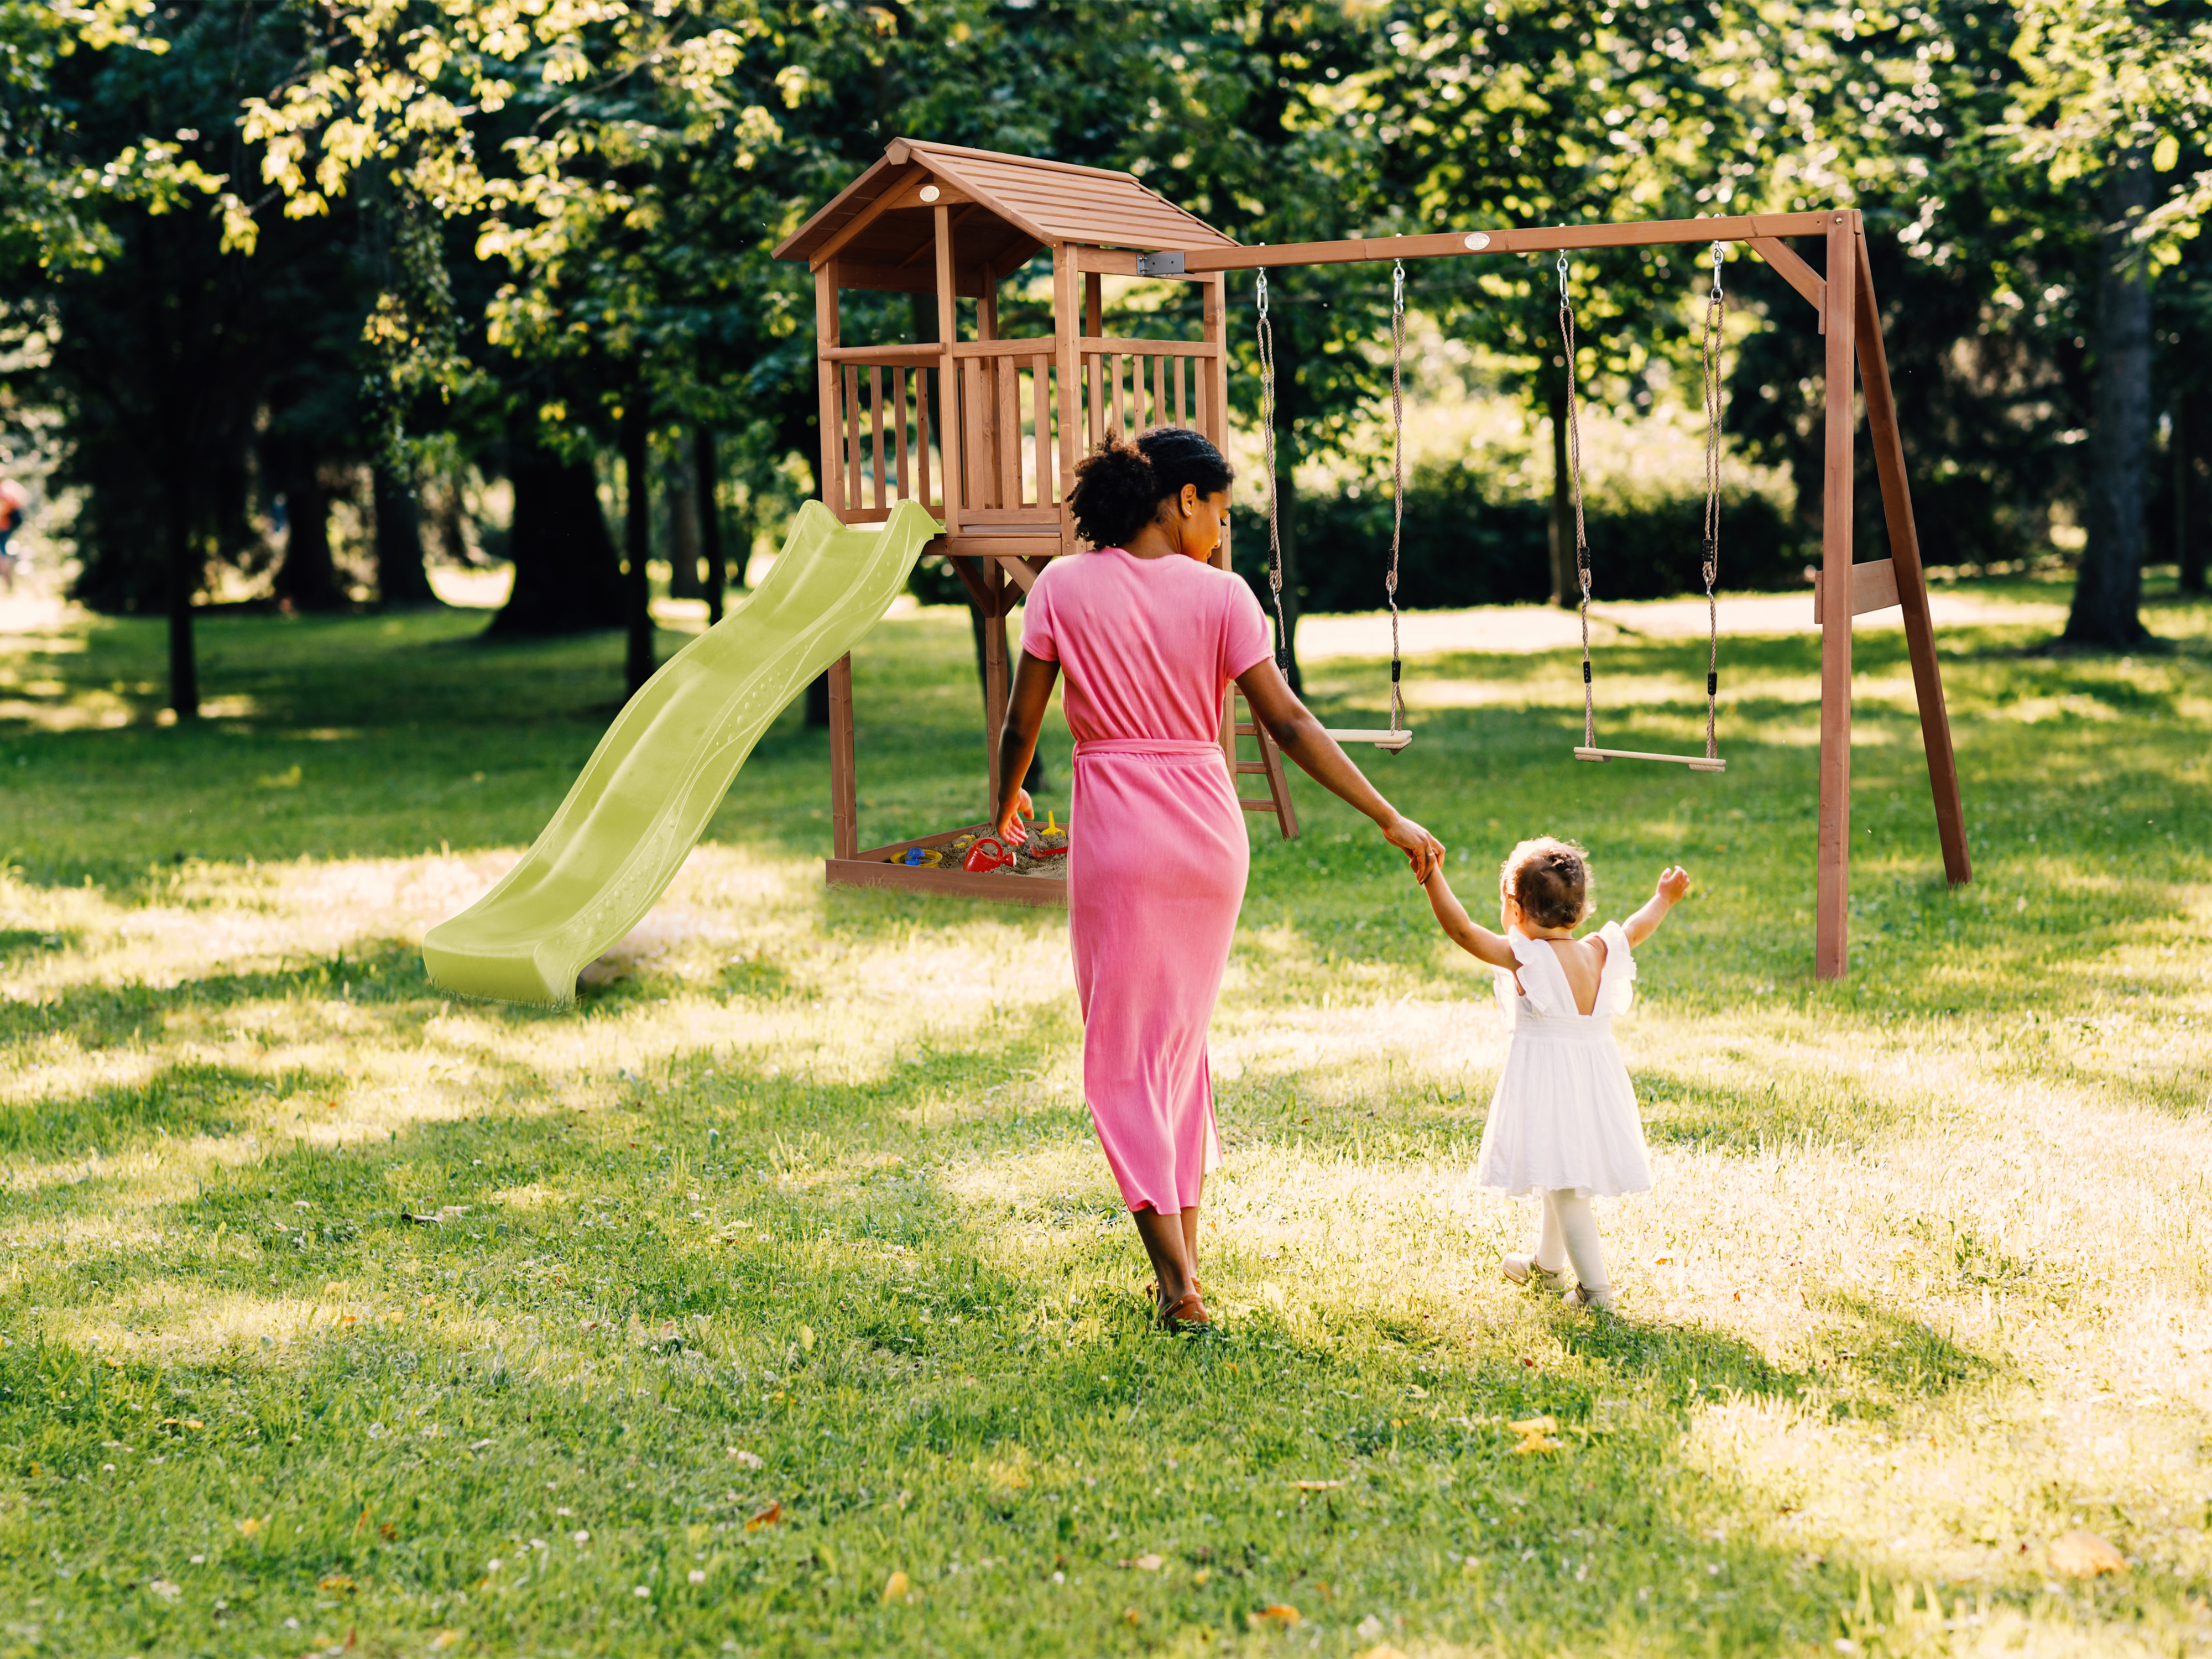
[{"xmin": 422, "ymin": 499, "xmax": 940, "ymax": 1004}]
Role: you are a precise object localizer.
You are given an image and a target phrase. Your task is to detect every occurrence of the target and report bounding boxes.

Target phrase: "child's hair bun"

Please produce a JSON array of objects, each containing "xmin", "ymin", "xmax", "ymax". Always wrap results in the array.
[{"xmin": 1501, "ymin": 837, "xmax": 1593, "ymax": 930}]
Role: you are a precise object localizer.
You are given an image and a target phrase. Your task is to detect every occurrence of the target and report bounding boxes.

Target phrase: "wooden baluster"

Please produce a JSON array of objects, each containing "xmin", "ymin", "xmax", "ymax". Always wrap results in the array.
[
  {"xmin": 893, "ymin": 367, "xmax": 910, "ymax": 499},
  {"xmin": 1152, "ymin": 354, "xmax": 1166, "ymax": 430},
  {"xmin": 918, "ymin": 367, "xmax": 933, "ymax": 512},
  {"xmin": 964, "ymin": 356, "xmax": 989, "ymax": 509},
  {"xmin": 1087, "ymin": 352, "xmax": 1103, "ymax": 450},
  {"xmin": 843, "ymin": 364, "xmax": 862, "ymax": 512},
  {"xmin": 1033, "ymin": 355, "xmax": 1052, "ymax": 507},
  {"xmin": 997, "ymin": 351, "xmax": 1020, "ymax": 508},
  {"xmin": 870, "ymin": 366, "xmax": 888, "ymax": 512},
  {"xmin": 1112, "ymin": 354, "xmax": 1125, "ymax": 440},
  {"xmin": 1173, "ymin": 356, "xmax": 1186, "ymax": 426}
]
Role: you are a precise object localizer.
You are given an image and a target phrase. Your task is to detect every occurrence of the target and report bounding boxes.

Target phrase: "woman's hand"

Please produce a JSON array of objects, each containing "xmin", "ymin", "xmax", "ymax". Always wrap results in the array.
[
  {"xmin": 995, "ymin": 787, "xmax": 1035, "ymax": 846},
  {"xmin": 1381, "ymin": 813, "xmax": 1444, "ymax": 883}
]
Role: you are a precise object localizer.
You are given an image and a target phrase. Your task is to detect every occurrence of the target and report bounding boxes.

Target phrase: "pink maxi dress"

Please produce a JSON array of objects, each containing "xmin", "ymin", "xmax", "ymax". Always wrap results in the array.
[{"xmin": 1019, "ymin": 547, "xmax": 1273, "ymax": 1214}]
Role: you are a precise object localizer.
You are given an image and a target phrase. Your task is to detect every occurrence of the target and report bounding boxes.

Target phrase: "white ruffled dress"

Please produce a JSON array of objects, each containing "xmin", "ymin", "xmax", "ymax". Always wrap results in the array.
[{"xmin": 1474, "ymin": 923, "xmax": 1654, "ymax": 1198}]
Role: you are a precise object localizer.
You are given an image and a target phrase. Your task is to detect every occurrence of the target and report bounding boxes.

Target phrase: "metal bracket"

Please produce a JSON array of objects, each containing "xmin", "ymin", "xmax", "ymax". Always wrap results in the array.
[{"xmin": 1134, "ymin": 249, "xmax": 1186, "ymax": 277}]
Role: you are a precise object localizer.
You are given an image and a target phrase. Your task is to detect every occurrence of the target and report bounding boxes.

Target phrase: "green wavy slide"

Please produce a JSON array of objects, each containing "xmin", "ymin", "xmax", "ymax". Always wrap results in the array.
[{"xmin": 422, "ymin": 499, "xmax": 940, "ymax": 1005}]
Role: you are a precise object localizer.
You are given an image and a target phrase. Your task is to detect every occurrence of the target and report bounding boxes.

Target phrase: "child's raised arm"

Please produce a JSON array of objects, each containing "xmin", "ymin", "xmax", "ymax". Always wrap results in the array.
[
  {"xmin": 1422, "ymin": 866, "xmax": 1519, "ymax": 969},
  {"xmin": 1621, "ymin": 865, "xmax": 1692, "ymax": 947}
]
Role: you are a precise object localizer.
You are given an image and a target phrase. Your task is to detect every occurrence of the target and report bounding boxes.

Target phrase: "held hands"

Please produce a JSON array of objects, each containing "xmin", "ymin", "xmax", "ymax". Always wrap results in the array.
[
  {"xmin": 1381, "ymin": 814, "xmax": 1446, "ymax": 883},
  {"xmin": 1655, "ymin": 865, "xmax": 1692, "ymax": 906},
  {"xmin": 994, "ymin": 787, "xmax": 1035, "ymax": 847}
]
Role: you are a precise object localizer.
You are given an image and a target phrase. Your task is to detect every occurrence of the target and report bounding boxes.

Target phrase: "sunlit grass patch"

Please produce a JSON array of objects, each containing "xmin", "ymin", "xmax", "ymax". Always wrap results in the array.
[{"xmin": 0, "ymin": 581, "xmax": 2208, "ymax": 1655}]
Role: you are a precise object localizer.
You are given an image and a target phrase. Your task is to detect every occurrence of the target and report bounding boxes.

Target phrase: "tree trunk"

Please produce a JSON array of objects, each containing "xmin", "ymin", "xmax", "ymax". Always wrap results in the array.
[
  {"xmin": 623, "ymin": 393, "xmax": 656, "ymax": 697},
  {"xmin": 666, "ymin": 440, "xmax": 702, "ymax": 599},
  {"xmin": 1270, "ymin": 328, "xmax": 1304, "ymax": 694},
  {"xmin": 1547, "ymin": 377, "xmax": 1574, "ymax": 608},
  {"xmin": 487, "ymin": 425, "xmax": 623, "ymax": 637},
  {"xmin": 2065, "ymin": 159, "xmax": 2155, "ymax": 648},
  {"xmin": 372, "ymin": 465, "xmax": 439, "ymax": 607},
  {"xmin": 273, "ymin": 466, "xmax": 346, "ymax": 612},
  {"xmin": 165, "ymin": 478, "xmax": 199, "ymax": 719},
  {"xmin": 2180, "ymin": 387, "xmax": 2209, "ymax": 597},
  {"xmin": 696, "ymin": 425, "xmax": 726, "ymax": 624}
]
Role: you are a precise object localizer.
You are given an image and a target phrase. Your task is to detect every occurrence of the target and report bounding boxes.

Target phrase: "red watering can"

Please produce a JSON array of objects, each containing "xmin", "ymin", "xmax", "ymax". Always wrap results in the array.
[{"xmin": 962, "ymin": 836, "xmax": 1016, "ymax": 874}]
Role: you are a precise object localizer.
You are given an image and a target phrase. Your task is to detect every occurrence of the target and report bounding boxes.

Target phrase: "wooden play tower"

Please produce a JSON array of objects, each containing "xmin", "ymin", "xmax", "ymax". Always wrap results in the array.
[{"xmin": 774, "ymin": 138, "xmax": 1970, "ymax": 979}]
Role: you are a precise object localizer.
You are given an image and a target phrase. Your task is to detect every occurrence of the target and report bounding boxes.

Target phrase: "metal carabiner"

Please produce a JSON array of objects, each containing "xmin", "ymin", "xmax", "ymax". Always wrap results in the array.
[
  {"xmin": 1256, "ymin": 268, "xmax": 1269, "ymax": 320},
  {"xmin": 1556, "ymin": 250, "xmax": 1570, "ymax": 294},
  {"xmin": 1391, "ymin": 258, "xmax": 1405, "ymax": 316},
  {"xmin": 1710, "ymin": 239, "xmax": 1724, "ymax": 298}
]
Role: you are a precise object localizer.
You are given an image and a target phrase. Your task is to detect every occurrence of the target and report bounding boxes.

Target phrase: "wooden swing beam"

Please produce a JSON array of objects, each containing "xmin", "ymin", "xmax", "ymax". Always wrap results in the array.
[{"xmin": 1137, "ymin": 206, "xmax": 1970, "ymax": 981}]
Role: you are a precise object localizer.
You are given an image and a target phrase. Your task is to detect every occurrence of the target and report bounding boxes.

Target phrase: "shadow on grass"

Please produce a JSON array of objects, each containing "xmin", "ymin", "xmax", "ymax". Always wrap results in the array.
[{"xmin": 0, "ymin": 1059, "xmax": 347, "ymax": 1162}]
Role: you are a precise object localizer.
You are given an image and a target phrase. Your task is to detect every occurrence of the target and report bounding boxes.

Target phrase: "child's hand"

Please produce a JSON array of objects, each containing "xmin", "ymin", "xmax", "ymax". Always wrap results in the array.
[{"xmin": 1655, "ymin": 865, "xmax": 1691, "ymax": 905}]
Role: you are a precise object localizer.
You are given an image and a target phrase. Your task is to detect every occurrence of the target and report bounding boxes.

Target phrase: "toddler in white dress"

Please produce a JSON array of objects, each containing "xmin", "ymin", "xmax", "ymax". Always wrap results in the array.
[{"xmin": 1421, "ymin": 837, "xmax": 1691, "ymax": 1311}]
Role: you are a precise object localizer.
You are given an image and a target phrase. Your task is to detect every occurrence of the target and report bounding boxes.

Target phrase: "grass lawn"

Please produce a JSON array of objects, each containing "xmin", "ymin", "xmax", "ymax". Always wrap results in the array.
[{"xmin": 1, "ymin": 575, "xmax": 2209, "ymax": 1658}]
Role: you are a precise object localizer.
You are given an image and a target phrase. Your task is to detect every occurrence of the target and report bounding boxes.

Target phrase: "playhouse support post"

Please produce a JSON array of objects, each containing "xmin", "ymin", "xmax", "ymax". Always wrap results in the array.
[
  {"xmin": 1854, "ymin": 229, "xmax": 1971, "ymax": 888},
  {"xmin": 829, "ymin": 654, "xmax": 858, "ymax": 860},
  {"xmin": 815, "ymin": 264, "xmax": 843, "ymax": 519},
  {"xmin": 933, "ymin": 206, "xmax": 962, "ymax": 536},
  {"xmin": 1053, "ymin": 243, "xmax": 1079, "ymax": 536},
  {"xmin": 984, "ymin": 557, "xmax": 1009, "ymax": 814},
  {"xmin": 1816, "ymin": 210, "xmax": 1859, "ymax": 980}
]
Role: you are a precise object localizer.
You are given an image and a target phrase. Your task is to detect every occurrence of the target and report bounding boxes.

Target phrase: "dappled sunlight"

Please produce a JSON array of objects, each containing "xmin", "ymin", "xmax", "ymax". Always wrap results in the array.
[{"xmin": 2, "ymin": 590, "xmax": 2208, "ymax": 1655}]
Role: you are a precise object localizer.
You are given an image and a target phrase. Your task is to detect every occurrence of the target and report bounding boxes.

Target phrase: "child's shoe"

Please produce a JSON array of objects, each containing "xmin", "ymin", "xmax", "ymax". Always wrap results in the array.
[
  {"xmin": 1562, "ymin": 1282, "xmax": 1616, "ymax": 1313},
  {"xmin": 1501, "ymin": 1253, "xmax": 1570, "ymax": 1290}
]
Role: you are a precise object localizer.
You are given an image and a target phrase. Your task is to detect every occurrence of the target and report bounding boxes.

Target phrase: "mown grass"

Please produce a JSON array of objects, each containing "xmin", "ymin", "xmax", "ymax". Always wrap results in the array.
[{"xmin": 1, "ymin": 575, "xmax": 2209, "ymax": 1658}]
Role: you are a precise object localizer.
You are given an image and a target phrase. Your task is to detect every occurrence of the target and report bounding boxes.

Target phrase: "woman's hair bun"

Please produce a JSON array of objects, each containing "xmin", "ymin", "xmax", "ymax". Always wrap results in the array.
[{"xmin": 1067, "ymin": 427, "xmax": 1234, "ymax": 549}]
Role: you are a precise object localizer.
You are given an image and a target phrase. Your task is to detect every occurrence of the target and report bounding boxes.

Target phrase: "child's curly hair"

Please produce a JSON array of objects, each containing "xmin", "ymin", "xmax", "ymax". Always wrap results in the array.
[{"xmin": 1500, "ymin": 837, "xmax": 1593, "ymax": 931}]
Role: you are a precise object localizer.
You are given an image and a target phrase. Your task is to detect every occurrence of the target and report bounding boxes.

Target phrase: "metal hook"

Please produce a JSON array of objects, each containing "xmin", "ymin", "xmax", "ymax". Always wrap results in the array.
[
  {"xmin": 1556, "ymin": 251, "xmax": 1569, "ymax": 293},
  {"xmin": 1391, "ymin": 259, "xmax": 1405, "ymax": 314},
  {"xmin": 1709, "ymin": 240, "xmax": 1724, "ymax": 297},
  {"xmin": 1256, "ymin": 269, "xmax": 1269, "ymax": 319}
]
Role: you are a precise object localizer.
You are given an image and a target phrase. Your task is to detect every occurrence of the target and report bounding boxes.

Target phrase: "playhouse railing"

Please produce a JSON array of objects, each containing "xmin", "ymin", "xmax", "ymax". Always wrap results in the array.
[{"xmin": 821, "ymin": 335, "xmax": 1224, "ymax": 538}]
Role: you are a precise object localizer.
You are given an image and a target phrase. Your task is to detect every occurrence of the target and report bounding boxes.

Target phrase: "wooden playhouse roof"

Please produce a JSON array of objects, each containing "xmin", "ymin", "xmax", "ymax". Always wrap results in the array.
[{"xmin": 773, "ymin": 139, "xmax": 1235, "ymax": 289}]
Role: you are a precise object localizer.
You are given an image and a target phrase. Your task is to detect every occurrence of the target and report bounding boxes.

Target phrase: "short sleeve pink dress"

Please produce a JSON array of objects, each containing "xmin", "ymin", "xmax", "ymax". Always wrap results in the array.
[{"xmin": 1020, "ymin": 548, "xmax": 1273, "ymax": 1214}]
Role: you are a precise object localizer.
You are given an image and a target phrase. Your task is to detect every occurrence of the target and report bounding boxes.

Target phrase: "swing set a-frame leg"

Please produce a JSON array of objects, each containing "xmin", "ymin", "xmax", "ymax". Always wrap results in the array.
[{"xmin": 1814, "ymin": 211, "xmax": 1973, "ymax": 982}]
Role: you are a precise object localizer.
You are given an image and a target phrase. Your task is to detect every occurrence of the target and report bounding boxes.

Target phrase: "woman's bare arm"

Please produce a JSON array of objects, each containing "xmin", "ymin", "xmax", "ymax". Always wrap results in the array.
[
  {"xmin": 1233, "ymin": 657, "xmax": 1443, "ymax": 880},
  {"xmin": 993, "ymin": 648, "xmax": 1061, "ymax": 841},
  {"xmin": 1421, "ymin": 866, "xmax": 1519, "ymax": 968}
]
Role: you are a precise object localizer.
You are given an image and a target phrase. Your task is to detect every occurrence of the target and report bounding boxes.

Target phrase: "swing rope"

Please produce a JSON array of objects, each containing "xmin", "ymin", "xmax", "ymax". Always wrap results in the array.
[
  {"xmin": 1699, "ymin": 240, "xmax": 1725, "ymax": 764},
  {"xmin": 1256, "ymin": 269, "xmax": 1290, "ymax": 674},
  {"xmin": 1386, "ymin": 259, "xmax": 1406, "ymax": 735},
  {"xmin": 1561, "ymin": 253, "xmax": 1596, "ymax": 752},
  {"xmin": 1563, "ymin": 244, "xmax": 1729, "ymax": 774}
]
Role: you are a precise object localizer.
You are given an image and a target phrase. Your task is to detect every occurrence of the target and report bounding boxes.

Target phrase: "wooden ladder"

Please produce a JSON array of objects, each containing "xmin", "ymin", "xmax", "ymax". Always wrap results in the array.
[{"xmin": 1222, "ymin": 686, "xmax": 1298, "ymax": 839}]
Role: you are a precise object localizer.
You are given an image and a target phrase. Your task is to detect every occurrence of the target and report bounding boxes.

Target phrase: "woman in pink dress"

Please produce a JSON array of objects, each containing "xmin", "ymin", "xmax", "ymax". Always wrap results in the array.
[{"xmin": 994, "ymin": 428, "xmax": 1442, "ymax": 1330}]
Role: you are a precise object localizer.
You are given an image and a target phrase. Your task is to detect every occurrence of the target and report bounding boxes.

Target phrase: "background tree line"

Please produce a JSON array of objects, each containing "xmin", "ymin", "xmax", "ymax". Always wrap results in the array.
[{"xmin": 3, "ymin": 0, "xmax": 2208, "ymax": 717}]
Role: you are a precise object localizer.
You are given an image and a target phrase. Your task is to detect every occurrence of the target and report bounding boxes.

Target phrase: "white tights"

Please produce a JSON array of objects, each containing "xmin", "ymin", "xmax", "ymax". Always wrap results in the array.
[{"xmin": 1533, "ymin": 1189, "xmax": 1610, "ymax": 1295}]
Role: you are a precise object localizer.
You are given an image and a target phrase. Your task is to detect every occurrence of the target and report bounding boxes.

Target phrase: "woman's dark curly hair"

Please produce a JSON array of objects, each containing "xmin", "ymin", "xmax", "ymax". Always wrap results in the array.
[{"xmin": 1066, "ymin": 427, "xmax": 1234, "ymax": 549}]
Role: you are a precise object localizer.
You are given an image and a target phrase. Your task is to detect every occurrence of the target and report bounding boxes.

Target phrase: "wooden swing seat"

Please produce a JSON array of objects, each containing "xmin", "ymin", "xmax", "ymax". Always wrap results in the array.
[
  {"xmin": 1573, "ymin": 745, "xmax": 1725, "ymax": 773},
  {"xmin": 1324, "ymin": 728, "xmax": 1414, "ymax": 752}
]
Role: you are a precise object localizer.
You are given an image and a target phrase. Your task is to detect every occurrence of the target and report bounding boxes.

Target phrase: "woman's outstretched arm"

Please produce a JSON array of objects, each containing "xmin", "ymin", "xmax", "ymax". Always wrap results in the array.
[
  {"xmin": 1233, "ymin": 656, "xmax": 1443, "ymax": 881},
  {"xmin": 993, "ymin": 647, "xmax": 1061, "ymax": 842}
]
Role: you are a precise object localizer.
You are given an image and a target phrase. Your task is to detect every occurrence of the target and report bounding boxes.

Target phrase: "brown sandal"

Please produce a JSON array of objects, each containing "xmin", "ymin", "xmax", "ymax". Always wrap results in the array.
[{"xmin": 1159, "ymin": 1290, "xmax": 1212, "ymax": 1331}]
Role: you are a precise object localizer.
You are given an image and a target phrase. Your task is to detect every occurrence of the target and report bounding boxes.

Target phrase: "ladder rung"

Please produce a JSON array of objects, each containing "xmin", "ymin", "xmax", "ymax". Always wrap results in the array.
[
  {"xmin": 1234, "ymin": 761, "xmax": 1269, "ymax": 774},
  {"xmin": 1573, "ymin": 746, "xmax": 1725, "ymax": 773},
  {"xmin": 1234, "ymin": 723, "xmax": 1259, "ymax": 737},
  {"xmin": 1239, "ymin": 799, "xmax": 1280, "ymax": 811}
]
